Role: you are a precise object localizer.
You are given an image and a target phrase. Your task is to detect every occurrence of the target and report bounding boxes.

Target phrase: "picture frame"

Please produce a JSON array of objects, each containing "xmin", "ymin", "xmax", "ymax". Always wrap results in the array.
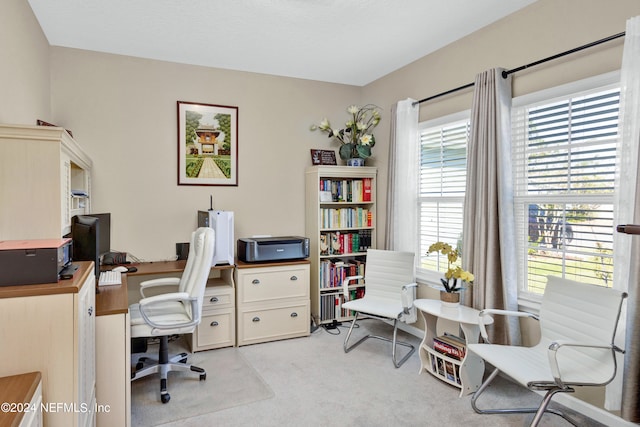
[
  {"xmin": 310, "ymin": 149, "xmax": 337, "ymax": 165},
  {"xmin": 177, "ymin": 101, "xmax": 238, "ymax": 186}
]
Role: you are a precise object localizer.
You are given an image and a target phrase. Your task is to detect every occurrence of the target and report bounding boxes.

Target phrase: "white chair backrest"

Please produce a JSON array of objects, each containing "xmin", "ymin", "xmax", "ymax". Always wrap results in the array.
[
  {"xmin": 177, "ymin": 229, "xmax": 200, "ymax": 293},
  {"xmin": 363, "ymin": 249, "xmax": 415, "ymax": 300},
  {"xmin": 182, "ymin": 227, "xmax": 215, "ymax": 320},
  {"xmin": 540, "ymin": 275, "xmax": 625, "ymax": 346}
]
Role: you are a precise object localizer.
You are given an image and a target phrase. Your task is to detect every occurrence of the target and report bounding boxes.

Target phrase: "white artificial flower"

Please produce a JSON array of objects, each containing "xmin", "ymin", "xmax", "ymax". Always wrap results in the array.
[
  {"xmin": 347, "ymin": 105, "xmax": 359, "ymax": 114},
  {"xmin": 356, "ymin": 121, "xmax": 366, "ymax": 131},
  {"xmin": 360, "ymin": 134, "xmax": 372, "ymax": 145}
]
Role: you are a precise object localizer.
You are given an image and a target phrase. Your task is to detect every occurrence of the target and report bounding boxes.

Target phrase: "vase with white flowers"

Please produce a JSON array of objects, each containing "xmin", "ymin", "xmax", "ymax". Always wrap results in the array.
[
  {"xmin": 427, "ymin": 241, "xmax": 474, "ymax": 306},
  {"xmin": 310, "ymin": 104, "xmax": 381, "ymax": 165}
]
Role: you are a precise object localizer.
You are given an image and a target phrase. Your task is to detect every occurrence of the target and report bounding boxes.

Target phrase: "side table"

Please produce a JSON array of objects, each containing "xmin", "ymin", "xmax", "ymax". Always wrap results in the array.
[{"xmin": 413, "ymin": 299, "xmax": 493, "ymax": 396}]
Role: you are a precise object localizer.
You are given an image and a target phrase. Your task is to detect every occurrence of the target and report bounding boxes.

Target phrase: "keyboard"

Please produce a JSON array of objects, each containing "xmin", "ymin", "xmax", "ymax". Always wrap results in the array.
[{"xmin": 98, "ymin": 270, "xmax": 122, "ymax": 286}]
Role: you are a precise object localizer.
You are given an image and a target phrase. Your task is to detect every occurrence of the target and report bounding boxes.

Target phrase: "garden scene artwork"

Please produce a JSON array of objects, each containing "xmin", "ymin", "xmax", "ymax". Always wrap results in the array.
[{"xmin": 177, "ymin": 101, "xmax": 238, "ymax": 186}]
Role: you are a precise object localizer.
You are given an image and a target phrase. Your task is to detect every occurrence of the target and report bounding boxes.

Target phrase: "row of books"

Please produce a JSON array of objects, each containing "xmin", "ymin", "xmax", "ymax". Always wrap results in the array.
[
  {"xmin": 430, "ymin": 354, "xmax": 462, "ymax": 385},
  {"xmin": 320, "ymin": 230, "xmax": 373, "ymax": 255},
  {"xmin": 319, "ymin": 289, "xmax": 365, "ymax": 321},
  {"xmin": 432, "ymin": 333, "xmax": 466, "ymax": 360},
  {"xmin": 319, "ymin": 259, "xmax": 366, "ymax": 289},
  {"xmin": 319, "ymin": 178, "xmax": 372, "ymax": 203},
  {"xmin": 320, "ymin": 207, "xmax": 373, "ymax": 229}
]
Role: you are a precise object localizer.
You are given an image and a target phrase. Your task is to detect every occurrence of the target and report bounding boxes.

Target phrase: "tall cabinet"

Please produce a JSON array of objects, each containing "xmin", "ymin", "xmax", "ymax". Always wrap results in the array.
[
  {"xmin": 0, "ymin": 124, "xmax": 92, "ymax": 239},
  {"xmin": 0, "ymin": 261, "xmax": 96, "ymax": 427},
  {"xmin": 305, "ymin": 166, "xmax": 377, "ymax": 326}
]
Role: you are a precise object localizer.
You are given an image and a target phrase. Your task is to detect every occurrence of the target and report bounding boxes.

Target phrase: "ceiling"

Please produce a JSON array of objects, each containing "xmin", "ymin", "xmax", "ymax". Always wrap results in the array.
[{"xmin": 28, "ymin": 0, "xmax": 538, "ymax": 86}]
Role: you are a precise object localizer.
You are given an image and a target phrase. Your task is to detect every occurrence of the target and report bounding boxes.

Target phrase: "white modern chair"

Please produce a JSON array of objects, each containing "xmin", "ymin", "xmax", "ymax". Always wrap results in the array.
[
  {"xmin": 129, "ymin": 227, "xmax": 215, "ymax": 403},
  {"xmin": 468, "ymin": 275, "xmax": 627, "ymax": 426},
  {"xmin": 342, "ymin": 249, "xmax": 417, "ymax": 368}
]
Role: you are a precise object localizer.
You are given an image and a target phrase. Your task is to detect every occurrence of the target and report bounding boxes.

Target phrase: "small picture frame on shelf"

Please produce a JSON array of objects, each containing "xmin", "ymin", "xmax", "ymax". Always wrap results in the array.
[
  {"xmin": 319, "ymin": 191, "xmax": 333, "ymax": 202},
  {"xmin": 310, "ymin": 149, "xmax": 337, "ymax": 165}
]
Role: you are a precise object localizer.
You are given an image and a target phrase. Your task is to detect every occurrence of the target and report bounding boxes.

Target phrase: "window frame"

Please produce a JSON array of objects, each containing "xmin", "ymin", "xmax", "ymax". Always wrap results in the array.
[
  {"xmin": 416, "ymin": 110, "xmax": 471, "ymax": 286},
  {"xmin": 512, "ymin": 71, "xmax": 621, "ymax": 306},
  {"xmin": 415, "ymin": 71, "xmax": 620, "ymax": 307}
]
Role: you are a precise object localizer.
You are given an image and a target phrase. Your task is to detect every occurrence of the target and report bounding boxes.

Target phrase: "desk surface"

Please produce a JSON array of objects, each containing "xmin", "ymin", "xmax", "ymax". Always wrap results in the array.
[
  {"xmin": 96, "ymin": 275, "xmax": 129, "ymax": 316},
  {"xmin": 0, "ymin": 371, "xmax": 41, "ymax": 426},
  {"xmin": 127, "ymin": 260, "xmax": 235, "ymax": 276},
  {"xmin": 0, "ymin": 261, "xmax": 93, "ymax": 299}
]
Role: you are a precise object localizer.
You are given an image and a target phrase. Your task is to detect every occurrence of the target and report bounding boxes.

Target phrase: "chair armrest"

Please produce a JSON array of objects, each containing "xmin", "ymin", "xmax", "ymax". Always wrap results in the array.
[
  {"xmin": 342, "ymin": 275, "xmax": 364, "ymax": 301},
  {"xmin": 138, "ymin": 292, "xmax": 199, "ymax": 330},
  {"xmin": 401, "ymin": 283, "xmax": 418, "ymax": 312},
  {"xmin": 478, "ymin": 309, "xmax": 538, "ymax": 342},
  {"xmin": 547, "ymin": 339, "xmax": 618, "ymax": 388},
  {"xmin": 139, "ymin": 277, "xmax": 180, "ymax": 298}
]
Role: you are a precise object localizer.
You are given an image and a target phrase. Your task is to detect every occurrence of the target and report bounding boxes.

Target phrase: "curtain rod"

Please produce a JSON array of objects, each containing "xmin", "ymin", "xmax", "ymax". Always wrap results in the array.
[{"xmin": 414, "ymin": 31, "xmax": 626, "ymax": 106}]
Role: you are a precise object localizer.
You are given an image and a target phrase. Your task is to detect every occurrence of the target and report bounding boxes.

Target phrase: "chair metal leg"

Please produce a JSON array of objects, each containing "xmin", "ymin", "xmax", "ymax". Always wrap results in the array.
[
  {"xmin": 471, "ymin": 367, "xmax": 578, "ymax": 426},
  {"xmin": 343, "ymin": 313, "xmax": 415, "ymax": 368},
  {"xmin": 131, "ymin": 336, "xmax": 206, "ymax": 403}
]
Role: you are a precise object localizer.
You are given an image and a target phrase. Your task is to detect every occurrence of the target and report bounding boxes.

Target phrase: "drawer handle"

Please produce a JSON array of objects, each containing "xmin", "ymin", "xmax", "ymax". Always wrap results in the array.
[
  {"xmin": 290, "ymin": 312, "xmax": 298, "ymax": 318},
  {"xmin": 252, "ymin": 279, "xmax": 260, "ymax": 285},
  {"xmin": 210, "ymin": 296, "xmax": 219, "ymax": 303},
  {"xmin": 252, "ymin": 316, "xmax": 261, "ymax": 322},
  {"xmin": 210, "ymin": 321, "xmax": 219, "ymax": 327},
  {"xmin": 290, "ymin": 275, "xmax": 298, "ymax": 281}
]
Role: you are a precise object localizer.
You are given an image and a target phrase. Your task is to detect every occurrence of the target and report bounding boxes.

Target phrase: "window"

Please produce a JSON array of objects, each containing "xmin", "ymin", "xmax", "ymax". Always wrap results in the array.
[
  {"xmin": 418, "ymin": 112, "xmax": 470, "ymax": 280},
  {"xmin": 512, "ymin": 74, "xmax": 620, "ymax": 297},
  {"xmin": 416, "ymin": 73, "xmax": 620, "ymax": 297}
]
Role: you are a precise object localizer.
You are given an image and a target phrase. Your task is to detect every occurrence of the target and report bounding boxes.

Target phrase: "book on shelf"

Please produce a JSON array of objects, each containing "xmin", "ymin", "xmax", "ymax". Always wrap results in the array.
[
  {"xmin": 433, "ymin": 334, "xmax": 466, "ymax": 360},
  {"xmin": 318, "ymin": 178, "xmax": 372, "ymax": 203},
  {"xmin": 319, "ymin": 259, "xmax": 366, "ymax": 289},
  {"xmin": 320, "ymin": 230, "xmax": 372, "ymax": 255},
  {"xmin": 363, "ymin": 178, "xmax": 372, "ymax": 201}
]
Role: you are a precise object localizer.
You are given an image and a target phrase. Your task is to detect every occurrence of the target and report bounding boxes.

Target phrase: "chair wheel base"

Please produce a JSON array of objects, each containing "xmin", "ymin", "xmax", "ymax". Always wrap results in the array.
[
  {"xmin": 200, "ymin": 373, "xmax": 206, "ymax": 381},
  {"xmin": 161, "ymin": 393, "xmax": 170, "ymax": 404}
]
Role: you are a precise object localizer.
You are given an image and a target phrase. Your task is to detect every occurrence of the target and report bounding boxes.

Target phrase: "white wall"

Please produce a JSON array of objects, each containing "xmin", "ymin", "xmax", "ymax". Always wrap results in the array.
[
  {"xmin": 48, "ymin": 48, "xmax": 362, "ymax": 260},
  {"xmin": 0, "ymin": 0, "xmax": 50, "ymax": 123}
]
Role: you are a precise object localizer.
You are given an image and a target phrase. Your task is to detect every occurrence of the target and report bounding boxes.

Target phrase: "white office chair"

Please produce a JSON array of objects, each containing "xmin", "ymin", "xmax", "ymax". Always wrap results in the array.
[
  {"xmin": 342, "ymin": 249, "xmax": 417, "ymax": 368},
  {"xmin": 468, "ymin": 275, "xmax": 627, "ymax": 427},
  {"xmin": 129, "ymin": 227, "xmax": 214, "ymax": 403}
]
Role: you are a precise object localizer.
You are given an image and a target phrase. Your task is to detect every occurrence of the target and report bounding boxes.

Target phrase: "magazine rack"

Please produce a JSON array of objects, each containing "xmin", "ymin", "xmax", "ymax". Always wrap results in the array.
[{"xmin": 413, "ymin": 299, "xmax": 492, "ymax": 396}]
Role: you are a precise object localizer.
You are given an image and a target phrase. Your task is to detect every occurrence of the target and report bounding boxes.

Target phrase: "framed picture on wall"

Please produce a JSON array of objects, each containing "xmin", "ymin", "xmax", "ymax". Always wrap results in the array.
[{"xmin": 177, "ymin": 101, "xmax": 239, "ymax": 186}]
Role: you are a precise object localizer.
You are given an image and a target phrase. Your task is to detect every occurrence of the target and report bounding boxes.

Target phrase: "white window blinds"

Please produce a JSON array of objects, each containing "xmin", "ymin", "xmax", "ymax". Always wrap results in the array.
[
  {"xmin": 512, "ymin": 85, "xmax": 619, "ymax": 294},
  {"xmin": 419, "ymin": 116, "xmax": 470, "ymax": 273}
]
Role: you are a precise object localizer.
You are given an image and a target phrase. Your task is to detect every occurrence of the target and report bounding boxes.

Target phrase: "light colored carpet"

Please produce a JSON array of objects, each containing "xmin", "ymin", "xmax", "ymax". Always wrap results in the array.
[
  {"xmin": 130, "ymin": 341, "xmax": 274, "ymax": 427},
  {"xmin": 132, "ymin": 320, "xmax": 607, "ymax": 427}
]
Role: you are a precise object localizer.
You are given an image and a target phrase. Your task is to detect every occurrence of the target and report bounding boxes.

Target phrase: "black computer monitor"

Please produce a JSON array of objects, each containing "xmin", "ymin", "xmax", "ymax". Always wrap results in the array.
[
  {"xmin": 89, "ymin": 213, "xmax": 111, "ymax": 257},
  {"xmin": 71, "ymin": 215, "xmax": 101, "ymax": 278}
]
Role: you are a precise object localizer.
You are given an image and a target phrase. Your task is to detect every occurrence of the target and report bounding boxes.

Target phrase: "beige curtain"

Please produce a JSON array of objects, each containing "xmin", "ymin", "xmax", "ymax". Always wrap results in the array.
[{"xmin": 462, "ymin": 68, "xmax": 520, "ymax": 345}]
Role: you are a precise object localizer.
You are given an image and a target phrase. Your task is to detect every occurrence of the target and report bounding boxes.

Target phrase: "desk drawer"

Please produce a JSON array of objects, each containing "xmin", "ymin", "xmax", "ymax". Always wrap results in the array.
[
  {"xmin": 238, "ymin": 265, "xmax": 309, "ymax": 304},
  {"xmin": 238, "ymin": 301, "xmax": 309, "ymax": 345},
  {"xmin": 195, "ymin": 309, "xmax": 235, "ymax": 349},
  {"xmin": 203, "ymin": 285, "xmax": 234, "ymax": 310}
]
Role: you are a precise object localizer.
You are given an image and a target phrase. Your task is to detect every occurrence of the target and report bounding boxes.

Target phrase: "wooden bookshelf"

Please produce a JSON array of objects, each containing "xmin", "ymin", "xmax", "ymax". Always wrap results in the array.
[{"xmin": 305, "ymin": 166, "xmax": 377, "ymax": 325}]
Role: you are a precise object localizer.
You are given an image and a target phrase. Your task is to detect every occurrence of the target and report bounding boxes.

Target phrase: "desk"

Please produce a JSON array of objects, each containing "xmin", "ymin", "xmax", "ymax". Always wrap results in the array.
[
  {"xmin": 0, "ymin": 261, "xmax": 95, "ymax": 427},
  {"xmin": 0, "ymin": 372, "xmax": 42, "ymax": 427},
  {"xmin": 95, "ymin": 276, "xmax": 130, "ymax": 427},
  {"xmin": 126, "ymin": 261, "xmax": 236, "ymax": 351},
  {"xmin": 413, "ymin": 299, "xmax": 492, "ymax": 396}
]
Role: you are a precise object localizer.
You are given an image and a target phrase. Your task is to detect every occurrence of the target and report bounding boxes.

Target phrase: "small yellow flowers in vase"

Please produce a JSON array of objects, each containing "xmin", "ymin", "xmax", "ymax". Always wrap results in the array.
[{"xmin": 427, "ymin": 242, "xmax": 474, "ymax": 306}]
